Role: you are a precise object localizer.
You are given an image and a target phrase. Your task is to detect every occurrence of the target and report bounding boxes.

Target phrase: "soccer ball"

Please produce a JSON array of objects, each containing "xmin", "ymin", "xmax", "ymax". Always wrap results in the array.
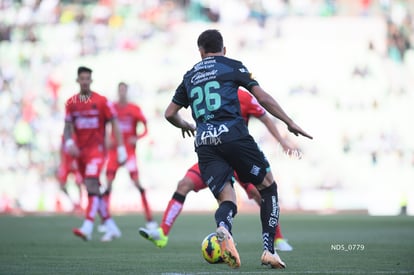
[{"xmin": 201, "ymin": 232, "xmax": 223, "ymax": 264}]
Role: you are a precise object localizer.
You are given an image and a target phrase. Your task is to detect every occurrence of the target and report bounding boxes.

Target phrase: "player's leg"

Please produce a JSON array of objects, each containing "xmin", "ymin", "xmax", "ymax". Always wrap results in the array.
[
  {"xmin": 96, "ymin": 178, "xmax": 113, "ymax": 233},
  {"xmin": 238, "ymin": 181, "xmax": 292, "ymax": 251},
  {"xmin": 226, "ymin": 135, "xmax": 285, "ymax": 268},
  {"xmin": 99, "ymin": 153, "xmax": 122, "ymax": 242},
  {"xmin": 72, "ymin": 177, "xmax": 101, "ymax": 241},
  {"xmin": 102, "ymin": 150, "xmax": 117, "ymax": 211},
  {"xmin": 73, "ymin": 170, "xmax": 83, "ymax": 212},
  {"xmin": 56, "ymin": 156, "xmax": 79, "ymax": 208},
  {"xmin": 256, "ymin": 172, "xmax": 286, "ymax": 267},
  {"xmin": 198, "ymin": 145, "xmax": 240, "ymax": 268},
  {"xmin": 215, "ymin": 183, "xmax": 240, "ymax": 268},
  {"xmin": 275, "ymin": 223, "xmax": 292, "ymax": 251},
  {"xmin": 97, "ymin": 154, "xmax": 116, "ymax": 233},
  {"xmin": 127, "ymin": 154, "xmax": 156, "ymax": 228},
  {"xmin": 237, "ymin": 180, "xmax": 262, "ymax": 205},
  {"xmin": 139, "ymin": 164, "xmax": 206, "ymax": 248},
  {"xmin": 57, "ymin": 163, "xmax": 70, "ymax": 196},
  {"xmin": 160, "ymin": 164, "xmax": 206, "ymax": 236}
]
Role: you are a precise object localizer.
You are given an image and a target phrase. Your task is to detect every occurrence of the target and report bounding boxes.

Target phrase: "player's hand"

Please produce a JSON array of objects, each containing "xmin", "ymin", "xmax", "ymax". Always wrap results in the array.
[
  {"xmin": 64, "ymin": 139, "xmax": 80, "ymax": 157},
  {"xmin": 287, "ymin": 122, "xmax": 313, "ymax": 139},
  {"xmin": 117, "ymin": 145, "xmax": 127, "ymax": 165},
  {"xmin": 181, "ymin": 122, "xmax": 196, "ymax": 138},
  {"xmin": 280, "ymin": 141, "xmax": 301, "ymax": 156}
]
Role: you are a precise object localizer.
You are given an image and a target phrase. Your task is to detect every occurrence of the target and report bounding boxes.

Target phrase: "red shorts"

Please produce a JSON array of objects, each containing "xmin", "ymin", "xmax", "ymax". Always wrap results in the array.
[
  {"xmin": 106, "ymin": 149, "xmax": 138, "ymax": 181},
  {"xmin": 184, "ymin": 163, "xmax": 207, "ymax": 192},
  {"xmin": 77, "ymin": 151, "xmax": 106, "ymax": 179},
  {"xmin": 185, "ymin": 163, "xmax": 255, "ymax": 198},
  {"xmin": 57, "ymin": 153, "xmax": 83, "ymax": 185}
]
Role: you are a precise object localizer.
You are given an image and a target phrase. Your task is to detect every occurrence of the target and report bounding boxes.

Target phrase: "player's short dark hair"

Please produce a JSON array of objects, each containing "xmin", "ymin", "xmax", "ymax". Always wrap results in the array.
[
  {"xmin": 118, "ymin": 82, "xmax": 128, "ymax": 88},
  {"xmin": 197, "ymin": 29, "xmax": 223, "ymax": 54},
  {"xmin": 77, "ymin": 66, "xmax": 92, "ymax": 76}
]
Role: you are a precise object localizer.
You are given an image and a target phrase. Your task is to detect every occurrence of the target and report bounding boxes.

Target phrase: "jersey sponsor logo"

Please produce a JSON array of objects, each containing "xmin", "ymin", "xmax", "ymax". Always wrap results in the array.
[
  {"xmin": 72, "ymin": 110, "xmax": 100, "ymax": 116},
  {"xmin": 196, "ymin": 124, "xmax": 229, "ymax": 146},
  {"xmin": 191, "ymin": 70, "xmax": 218, "ymax": 85},
  {"xmin": 75, "ymin": 116, "xmax": 99, "ymax": 129},
  {"xmin": 119, "ymin": 119, "xmax": 133, "ymax": 132},
  {"xmin": 194, "ymin": 59, "xmax": 216, "ymax": 71}
]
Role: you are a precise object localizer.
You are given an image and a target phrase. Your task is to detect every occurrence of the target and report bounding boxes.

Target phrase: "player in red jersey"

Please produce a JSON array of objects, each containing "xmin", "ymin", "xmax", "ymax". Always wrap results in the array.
[
  {"xmin": 56, "ymin": 135, "xmax": 83, "ymax": 212},
  {"xmin": 139, "ymin": 88, "xmax": 295, "ymax": 250},
  {"xmin": 63, "ymin": 66, "xmax": 128, "ymax": 242},
  {"xmin": 103, "ymin": 82, "xmax": 156, "ymax": 229}
]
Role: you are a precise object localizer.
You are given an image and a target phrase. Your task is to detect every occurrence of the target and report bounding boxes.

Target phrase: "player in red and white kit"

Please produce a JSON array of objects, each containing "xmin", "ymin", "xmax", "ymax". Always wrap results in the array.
[
  {"xmin": 140, "ymin": 88, "xmax": 295, "ymax": 251},
  {"xmin": 63, "ymin": 66, "xmax": 128, "ymax": 242},
  {"xmin": 56, "ymin": 135, "xmax": 83, "ymax": 212},
  {"xmin": 103, "ymin": 82, "xmax": 156, "ymax": 229}
]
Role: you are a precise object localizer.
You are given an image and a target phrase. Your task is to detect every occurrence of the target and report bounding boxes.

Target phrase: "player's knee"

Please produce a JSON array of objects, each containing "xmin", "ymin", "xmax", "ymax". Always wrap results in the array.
[
  {"xmin": 176, "ymin": 177, "xmax": 194, "ymax": 195},
  {"xmin": 256, "ymin": 171, "xmax": 275, "ymax": 190}
]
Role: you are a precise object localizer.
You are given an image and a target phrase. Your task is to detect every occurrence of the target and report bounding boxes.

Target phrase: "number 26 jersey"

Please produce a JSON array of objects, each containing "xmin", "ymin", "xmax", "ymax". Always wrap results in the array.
[{"xmin": 172, "ymin": 55, "xmax": 259, "ymax": 146}]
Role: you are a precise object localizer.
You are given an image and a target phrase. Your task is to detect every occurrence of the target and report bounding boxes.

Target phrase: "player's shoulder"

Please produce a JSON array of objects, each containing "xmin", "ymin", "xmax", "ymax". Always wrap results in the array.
[
  {"xmin": 93, "ymin": 91, "xmax": 114, "ymax": 107},
  {"xmin": 124, "ymin": 102, "xmax": 140, "ymax": 111},
  {"xmin": 65, "ymin": 93, "xmax": 78, "ymax": 103},
  {"xmin": 220, "ymin": 56, "xmax": 243, "ymax": 66},
  {"xmin": 183, "ymin": 66, "xmax": 195, "ymax": 79},
  {"xmin": 91, "ymin": 91, "xmax": 107, "ymax": 101},
  {"xmin": 65, "ymin": 93, "xmax": 81, "ymax": 110}
]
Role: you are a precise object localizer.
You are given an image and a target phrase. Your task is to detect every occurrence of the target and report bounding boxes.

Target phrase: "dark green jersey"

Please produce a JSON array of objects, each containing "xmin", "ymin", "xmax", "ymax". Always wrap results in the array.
[{"xmin": 172, "ymin": 56, "xmax": 259, "ymax": 146}]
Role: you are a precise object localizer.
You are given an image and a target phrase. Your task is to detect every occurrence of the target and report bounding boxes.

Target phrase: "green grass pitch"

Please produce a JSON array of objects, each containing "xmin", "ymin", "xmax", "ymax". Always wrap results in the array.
[{"xmin": 0, "ymin": 214, "xmax": 413, "ymax": 274}]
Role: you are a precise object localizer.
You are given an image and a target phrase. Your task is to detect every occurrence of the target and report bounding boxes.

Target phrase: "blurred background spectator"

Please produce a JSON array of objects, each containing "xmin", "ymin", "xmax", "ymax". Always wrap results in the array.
[{"xmin": 0, "ymin": 0, "xmax": 413, "ymax": 215}]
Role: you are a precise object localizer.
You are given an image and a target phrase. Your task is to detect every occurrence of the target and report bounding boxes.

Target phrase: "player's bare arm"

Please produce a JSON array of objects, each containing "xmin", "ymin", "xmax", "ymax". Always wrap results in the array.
[
  {"xmin": 258, "ymin": 114, "xmax": 297, "ymax": 152},
  {"xmin": 110, "ymin": 118, "xmax": 127, "ymax": 164},
  {"xmin": 251, "ymin": 85, "xmax": 313, "ymax": 139},
  {"xmin": 165, "ymin": 102, "xmax": 196, "ymax": 138},
  {"xmin": 63, "ymin": 121, "xmax": 79, "ymax": 157},
  {"xmin": 105, "ymin": 124, "xmax": 114, "ymax": 149},
  {"xmin": 136, "ymin": 121, "xmax": 148, "ymax": 140},
  {"xmin": 128, "ymin": 122, "xmax": 147, "ymax": 146}
]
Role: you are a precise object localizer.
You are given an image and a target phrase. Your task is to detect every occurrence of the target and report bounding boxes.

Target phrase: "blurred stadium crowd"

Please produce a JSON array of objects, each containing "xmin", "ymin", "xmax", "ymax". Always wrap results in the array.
[{"xmin": 0, "ymin": 0, "xmax": 413, "ymax": 214}]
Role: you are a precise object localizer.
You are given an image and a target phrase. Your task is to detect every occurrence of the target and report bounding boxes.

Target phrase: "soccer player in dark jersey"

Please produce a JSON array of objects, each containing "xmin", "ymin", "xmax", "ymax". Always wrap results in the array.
[
  {"xmin": 163, "ymin": 30, "xmax": 312, "ymax": 269},
  {"xmin": 103, "ymin": 82, "xmax": 156, "ymax": 230},
  {"xmin": 63, "ymin": 66, "xmax": 128, "ymax": 242},
  {"xmin": 139, "ymin": 88, "xmax": 295, "ymax": 251}
]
